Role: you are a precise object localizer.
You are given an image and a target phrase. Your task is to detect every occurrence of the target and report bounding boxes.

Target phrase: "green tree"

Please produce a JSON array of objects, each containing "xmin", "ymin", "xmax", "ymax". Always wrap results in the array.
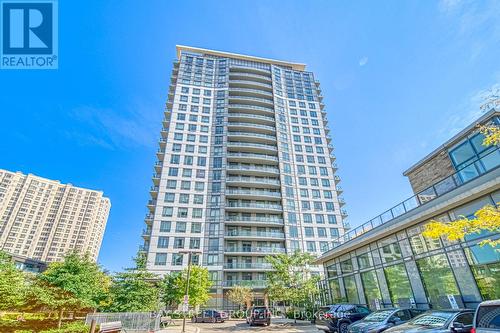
[
  {"xmin": 265, "ymin": 251, "xmax": 320, "ymax": 313},
  {"xmin": 227, "ymin": 285, "xmax": 253, "ymax": 310},
  {"xmin": 28, "ymin": 251, "xmax": 110, "ymax": 328},
  {"xmin": 104, "ymin": 255, "xmax": 159, "ymax": 312},
  {"xmin": 160, "ymin": 266, "xmax": 212, "ymax": 308},
  {"xmin": 0, "ymin": 251, "xmax": 27, "ymax": 312}
]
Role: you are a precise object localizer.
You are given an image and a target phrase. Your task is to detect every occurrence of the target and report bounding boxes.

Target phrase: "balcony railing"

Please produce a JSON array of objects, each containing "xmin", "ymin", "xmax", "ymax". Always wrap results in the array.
[
  {"xmin": 225, "ymin": 247, "xmax": 286, "ymax": 254},
  {"xmin": 226, "ymin": 175, "xmax": 280, "ymax": 185},
  {"xmin": 222, "ymin": 280, "xmax": 268, "ymax": 288},
  {"xmin": 229, "ymin": 79, "xmax": 273, "ymax": 89},
  {"xmin": 227, "ymin": 164, "xmax": 279, "ymax": 173},
  {"xmin": 227, "ymin": 112, "xmax": 275, "ymax": 122},
  {"xmin": 227, "ymin": 141, "xmax": 278, "ymax": 151},
  {"xmin": 229, "ymin": 96, "xmax": 274, "ymax": 105},
  {"xmin": 225, "ymin": 231, "xmax": 285, "ymax": 238},
  {"xmin": 228, "ymin": 103, "xmax": 274, "ymax": 113},
  {"xmin": 226, "ymin": 216, "xmax": 284, "ymax": 224},
  {"xmin": 226, "ymin": 152, "xmax": 279, "ymax": 162},
  {"xmin": 326, "ymin": 147, "xmax": 500, "ymax": 252},
  {"xmin": 226, "ymin": 189, "xmax": 281, "ymax": 197},
  {"xmin": 227, "ymin": 131, "xmax": 277, "ymax": 141},
  {"xmin": 227, "ymin": 122, "xmax": 276, "ymax": 132},
  {"xmin": 228, "ymin": 72, "xmax": 272, "ymax": 82},
  {"xmin": 226, "ymin": 202, "xmax": 283, "ymax": 211},
  {"xmin": 229, "ymin": 88, "xmax": 273, "ymax": 97},
  {"xmin": 223, "ymin": 263, "xmax": 273, "ymax": 270}
]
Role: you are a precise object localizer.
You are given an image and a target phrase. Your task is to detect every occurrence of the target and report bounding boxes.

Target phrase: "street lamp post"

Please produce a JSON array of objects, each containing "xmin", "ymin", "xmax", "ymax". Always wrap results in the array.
[{"xmin": 179, "ymin": 250, "xmax": 201, "ymax": 333}]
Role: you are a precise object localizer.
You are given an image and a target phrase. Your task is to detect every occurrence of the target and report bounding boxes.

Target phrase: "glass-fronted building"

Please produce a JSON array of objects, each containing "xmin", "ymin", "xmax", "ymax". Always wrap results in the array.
[{"xmin": 316, "ymin": 109, "xmax": 500, "ymax": 310}]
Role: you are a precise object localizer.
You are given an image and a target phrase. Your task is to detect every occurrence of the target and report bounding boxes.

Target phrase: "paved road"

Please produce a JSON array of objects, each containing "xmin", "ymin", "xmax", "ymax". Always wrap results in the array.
[{"xmin": 190, "ymin": 318, "xmax": 320, "ymax": 332}]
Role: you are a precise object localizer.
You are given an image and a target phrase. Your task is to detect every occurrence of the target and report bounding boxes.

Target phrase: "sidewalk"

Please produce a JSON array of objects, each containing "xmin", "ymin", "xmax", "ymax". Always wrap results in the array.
[{"xmin": 157, "ymin": 325, "xmax": 200, "ymax": 333}]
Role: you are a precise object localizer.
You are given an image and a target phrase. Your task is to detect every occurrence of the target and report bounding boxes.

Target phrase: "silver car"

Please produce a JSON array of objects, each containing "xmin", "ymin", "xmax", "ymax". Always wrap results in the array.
[{"xmin": 473, "ymin": 300, "xmax": 500, "ymax": 333}]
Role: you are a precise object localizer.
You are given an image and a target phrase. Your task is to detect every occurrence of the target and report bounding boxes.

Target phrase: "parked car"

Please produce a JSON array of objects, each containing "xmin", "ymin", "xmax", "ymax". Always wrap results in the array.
[
  {"xmin": 473, "ymin": 300, "xmax": 500, "ymax": 333},
  {"xmin": 315, "ymin": 304, "xmax": 371, "ymax": 333},
  {"xmin": 246, "ymin": 306, "xmax": 271, "ymax": 326},
  {"xmin": 384, "ymin": 309, "xmax": 474, "ymax": 333},
  {"xmin": 191, "ymin": 309, "xmax": 228, "ymax": 323},
  {"xmin": 348, "ymin": 308, "xmax": 426, "ymax": 333}
]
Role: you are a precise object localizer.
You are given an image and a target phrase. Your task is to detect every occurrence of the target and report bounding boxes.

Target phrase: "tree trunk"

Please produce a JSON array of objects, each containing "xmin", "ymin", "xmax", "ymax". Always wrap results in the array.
[{"xmin": 58, "ymin": 308, "xmax": 64, "ymax": 329}]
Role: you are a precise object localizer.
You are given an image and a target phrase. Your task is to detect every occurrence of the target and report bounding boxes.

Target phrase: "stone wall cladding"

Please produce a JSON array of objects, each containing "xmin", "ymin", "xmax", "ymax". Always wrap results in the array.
[{"xmin": 406, "ymin": 150, "xmax": 455, "ymax": 194}]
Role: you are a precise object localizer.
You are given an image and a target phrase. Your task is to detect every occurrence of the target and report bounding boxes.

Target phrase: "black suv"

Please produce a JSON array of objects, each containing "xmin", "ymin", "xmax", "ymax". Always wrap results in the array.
[
  {"xmin": 246, "ymin": 306, "xmax": 271, "ymax": 326},
  {"xmin": 316, "ymin": 304, "xmax": 371, "ymax": 333}
]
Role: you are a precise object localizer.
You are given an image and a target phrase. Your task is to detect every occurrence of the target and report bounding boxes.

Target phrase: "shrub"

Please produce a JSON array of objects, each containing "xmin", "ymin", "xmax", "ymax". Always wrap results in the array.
[{"xmin": 39, "ymin": 321, "xmax": 88, "ymax": 333}]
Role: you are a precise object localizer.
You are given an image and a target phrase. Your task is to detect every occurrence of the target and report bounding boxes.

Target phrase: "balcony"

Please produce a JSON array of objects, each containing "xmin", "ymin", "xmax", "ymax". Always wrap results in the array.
[
  {"xmin": 223, "ymin": 263, "xmax": 273, "ymax": 270},
  {"xmin": 149, "ymin": 186, "xmax": 159, "ymax": 199},
  {"xmin": 226, "ymin": 188, "xmax": 281, "ymax": 200},
  {"xmin": 156, "ymin": 148, "xmax": 165, "ymax": 160},
  {"xmin": 341, "ymin": 209, "xmax": 348, "ymax": 217},
  {"xmin": 138, "ymin": 244, "xmax": 149, "ymax": 252},
  {"xmin": 144, "ymin": 214, "xmax": 153, "ymax": 226},
  {"xmin": 229, "ymin": 66, "xmax": 271, "ymax": 77},
  {"xmin": 160, "ymin": 127, "xmax": 168, "ymax": 138},
  {"xmin": 159, "ymin": 138, "xmax": 167, "ymax": 148},
  {"xmin": 228, "ymin": 104, "xmax": 274, "ymax": 119},
  {"xmin": 332, "ymin": 163, "xmax": 338, "ymax": 171},
  {"xmin": 228, "ymin": 72, "xmax": 272, "ymax": 84},
  {"xmin": 152, "ymin": 173, "xmax": 160, "ymax": 185},
  {"xmin": 227, "ymin": 122, "xmax": 276, "ymax": 134},
  {"xmin": 141, "ymin": 229, "xmax": 152, "ymax": 239},
  {"xmin": 225, "ymin": 230, "xmax": 285, "ymax": 239},
  {"xmin": 225, "ymin": 202, "xmax": 283, "ymax": 213},
  {"xmin": 227, "ymin": 164, "xmax": 279, "ymax": 176},
  {"xmin": 224, "ymin": 247, "xmax": 286, "ymax": 255},
  {"xmin": 227, "ymin": 112, "xmax": 275, "ymax": 125},
  {"xmin": 227, "ymin": 141, "xmax": 278, "ymax": 153},
  {"xmin": 338, "ymin": 197, "xmax": 346, "ymax": 207},
  {"xmin": 229, "ymin": 79, "xmax": 273, "ymax": 91},
  {"xmin": 147, "ymin": 200, "xmax": 156, "ymax": 211},
  {"xmin": 227, "ymin": 152, "xmax": 279, "ymax": 164},
  {"xmin": 226, "ymin": 175, "xmax": 280, "ymax": 187},
  {"xmin": 225, "ymin": 216, "xmax": 284, "ymax": 226},
  {"xmin": 229, "ymin": 95, "xmax": 274, "ymax": 106},
  {"xmin": 227, "ymin": 131, "xmax": 277, "ymax": 144},
  {"xmin": 154, "ymin": 161, "xmax": 163, "ymax": 172},
  {"xmin": 229, "ymin": 87, "xmax": 273, "ymax": 98},
  {"xmin": 222, "ymin": 280, "xmax": 267, "ymax": 288},
  {"xmin": 334, "ymin": 175, "xmax": 341, "ymax": 184}
]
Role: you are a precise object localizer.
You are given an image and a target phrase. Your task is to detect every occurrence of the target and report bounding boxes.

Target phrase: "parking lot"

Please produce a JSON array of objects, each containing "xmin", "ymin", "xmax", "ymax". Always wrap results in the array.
[{"xmin": 189, "ymin": 318, "xmax": 319, "ymax": 332}]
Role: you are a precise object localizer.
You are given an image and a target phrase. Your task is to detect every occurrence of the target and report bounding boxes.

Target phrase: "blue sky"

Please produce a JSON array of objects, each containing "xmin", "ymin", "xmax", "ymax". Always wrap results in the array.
[{"xmin": 1, "ymin": 0, "xmax": 499, "ymax": 272}]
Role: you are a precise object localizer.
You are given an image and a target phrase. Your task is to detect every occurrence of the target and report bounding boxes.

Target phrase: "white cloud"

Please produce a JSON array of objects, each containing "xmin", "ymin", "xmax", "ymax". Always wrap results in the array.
[
  {"xmin": 359, "ymin": 57, "xmax": 368, "ymax": 67},
  {"xmin": 66, "ymin": 104, "xmax": 160, "ymax": 150}
]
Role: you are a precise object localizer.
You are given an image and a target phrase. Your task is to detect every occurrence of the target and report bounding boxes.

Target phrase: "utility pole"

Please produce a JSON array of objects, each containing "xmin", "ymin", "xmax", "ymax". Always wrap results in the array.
[{"xmin": 180, "ymin": 250, "xmax": 201, "ymax": 333}]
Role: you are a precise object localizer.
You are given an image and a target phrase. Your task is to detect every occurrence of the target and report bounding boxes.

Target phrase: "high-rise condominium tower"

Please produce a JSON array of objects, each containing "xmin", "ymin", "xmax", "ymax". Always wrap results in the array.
[
  {"xmin": 0, "ymin": 169, "xmax": 111, "ymax": 263},
  {"xmin": 141, "ymin": 46, "xmax": 347, "ymax": 307}
]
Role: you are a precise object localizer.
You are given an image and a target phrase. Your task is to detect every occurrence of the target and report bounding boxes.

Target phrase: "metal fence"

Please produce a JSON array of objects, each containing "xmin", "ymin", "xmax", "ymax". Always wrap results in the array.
[{"xmin": 85, "ymin": 312, "xmax": 160, "ymax": 332}]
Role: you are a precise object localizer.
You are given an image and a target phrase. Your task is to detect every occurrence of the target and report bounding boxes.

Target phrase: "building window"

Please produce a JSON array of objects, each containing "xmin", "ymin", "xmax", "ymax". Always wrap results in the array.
[
  {"xmin": 380, "ymin": 242, "xmax": 402, "ymax": 263},
  {"xmin": 361, "ymin": 270, "xmax": 382, "ymax": 309},
  {"xmin": 175, "ymin": 222, "xmax": 187, "ymax": 232},
  {"xmin": 384, "ymin": 263, "xmax": 414, "ymax": 306},
  {"xmin": 340, "ymin": 259, "xmax": 353, "ymax": 274},
  {"xmin": 172, "ymin": 253, "xmax": 183, "ymax": 265},
  {"xmin": 343, "ymin": 276, "xmax": 359, "ymax": 303},
  {"xmin": 155, "ymin": 253, "xmax": 167, "ymax": 265},
  {"xmin": 160, "ymin": 221, "xmax": 171, "ymax": 232},
  {"xmin": 174, "ymin": 237, "xmax": 185, "ymax": 249},
  {"xmin": 465, "ymin": 244, "xmax": 500, "ymax": 300},
  {"xmin": 416, "ymin": 254, "xmax": 460, "ymax": 308},
  {"xmin": 157, "ymin": 237, "xmax": 169, "ymax": 248}
]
